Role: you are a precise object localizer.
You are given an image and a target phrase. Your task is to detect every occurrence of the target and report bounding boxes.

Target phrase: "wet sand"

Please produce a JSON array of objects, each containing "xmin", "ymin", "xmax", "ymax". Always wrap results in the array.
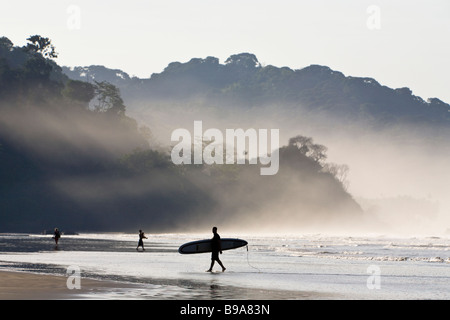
[
  {"xmin": 0, "ymin": 270, "xmax": 139, "ymax": 300},
  {"xmin": 0, "ymin": 270, "xmax": 331, "ymax": 300}
]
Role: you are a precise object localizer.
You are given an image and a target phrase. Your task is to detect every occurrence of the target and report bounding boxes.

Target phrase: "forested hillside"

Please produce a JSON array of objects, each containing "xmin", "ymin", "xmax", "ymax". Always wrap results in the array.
[{"xmin": 1, "ymin": 37, "xmax": 362, "ymax": 233}]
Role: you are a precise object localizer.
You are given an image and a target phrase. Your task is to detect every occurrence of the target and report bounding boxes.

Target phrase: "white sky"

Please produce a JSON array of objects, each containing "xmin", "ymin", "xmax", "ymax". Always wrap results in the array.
[{"xmin": 1, "ymin": 0, "xmax": 449, "ymax": 102}]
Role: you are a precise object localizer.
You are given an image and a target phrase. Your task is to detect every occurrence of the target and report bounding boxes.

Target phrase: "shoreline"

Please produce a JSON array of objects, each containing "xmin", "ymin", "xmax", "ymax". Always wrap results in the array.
[
  {"xmin": 0, "ymin": 269, "xmax": 333, "ymax": 300},
  {"xmin": 4, "ymin": 233, "xmax": 448, "ymax": 300},
  {"xmin": 0, "ymin": 270, "xmax": 141, "ymax": 300}
]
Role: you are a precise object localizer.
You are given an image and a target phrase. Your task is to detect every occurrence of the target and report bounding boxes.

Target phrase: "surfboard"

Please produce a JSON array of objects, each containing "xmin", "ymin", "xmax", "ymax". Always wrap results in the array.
[{"xmin": 178, "ymin": 238, "xmax": 248, "ymax": 254}]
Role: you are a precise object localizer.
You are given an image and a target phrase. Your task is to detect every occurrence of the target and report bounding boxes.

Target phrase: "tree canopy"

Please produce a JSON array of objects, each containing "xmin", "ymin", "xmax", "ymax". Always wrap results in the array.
[
  {"xmin": 25, "ymin": 35, "xmax": 58, "ymax": 59},
  {"xmin": 0, "ymin": 36, "xmax": 363, "ymax": 232}
]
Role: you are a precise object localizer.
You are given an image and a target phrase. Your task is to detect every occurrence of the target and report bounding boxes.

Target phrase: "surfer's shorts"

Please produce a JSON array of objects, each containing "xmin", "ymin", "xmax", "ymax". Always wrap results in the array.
[{"xmin": 211, "ymin": 251, "xmax": 220, "ymax": 261}]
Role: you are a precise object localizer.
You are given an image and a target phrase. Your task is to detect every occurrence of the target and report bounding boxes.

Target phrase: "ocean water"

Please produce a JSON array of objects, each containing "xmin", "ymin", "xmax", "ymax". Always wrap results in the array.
[{"xmin": 0, "ymin": 232, "xmax": 449, "ymax": 299}]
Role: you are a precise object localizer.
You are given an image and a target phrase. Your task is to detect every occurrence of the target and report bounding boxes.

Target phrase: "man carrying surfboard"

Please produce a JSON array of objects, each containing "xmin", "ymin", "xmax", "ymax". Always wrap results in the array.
[{"xmin": 207, "ymin": 227, "xmax": 226, "ymax": 272}]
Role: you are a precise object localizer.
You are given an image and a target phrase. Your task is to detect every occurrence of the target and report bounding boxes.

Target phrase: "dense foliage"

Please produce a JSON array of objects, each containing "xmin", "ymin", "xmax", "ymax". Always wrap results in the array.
[
  {"xmin": 1, "ymin": 37, "xmax": 367, "ymax": 232},
  {"xmin": 64, "ymin": 52, "xmax": 450, "ymax": 127}
]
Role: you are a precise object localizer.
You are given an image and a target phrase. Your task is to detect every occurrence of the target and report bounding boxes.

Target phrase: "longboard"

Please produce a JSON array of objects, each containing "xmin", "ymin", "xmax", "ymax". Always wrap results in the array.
[{"xmin": 178, "ymin": 238, "xmax": 248, "ymax": 254}]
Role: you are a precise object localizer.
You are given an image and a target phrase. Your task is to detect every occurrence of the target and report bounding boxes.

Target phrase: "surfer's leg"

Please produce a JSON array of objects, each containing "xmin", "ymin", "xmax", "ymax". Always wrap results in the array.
[
  {"xmin": 207, "ymin": 260, "xmax": 214, "ymax": 272},
  {"xmin": 217, "ymin": 259, "xmax": 226, "ymax": 272},
  {"xmin": 208, "ymin": 253, "xmax": 218, "ymax": 272}
]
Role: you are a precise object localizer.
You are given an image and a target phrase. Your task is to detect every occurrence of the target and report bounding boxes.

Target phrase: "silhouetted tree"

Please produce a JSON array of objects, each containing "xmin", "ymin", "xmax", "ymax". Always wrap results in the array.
[
  {"xmin": 25, "ymin": 35, "xmax": 58, "ymax": 59},
  {"xmin": 93, "ymin": 81, "xmax": 126, "ymax": 115},
  {"xmin": 23, "ymin": 57, "xmax": 53, "ymax": 80},
  {"xmin": 288, "ymin": 135, "xmax": 327, "ymax": 163},
  {"xmin": 225, "ymin": 53, "xmax": 260, "ymax": 68},
  {"xmin": 322, "ymin": 163, "xmax": 350, "ymax": 190},
  {"xmin": 63, "ymin": 79, "xmax": 96, "ymax": 106},
  {"xmin": 0, "ymin": 37, "xmax": 13, "ymax": 52}
]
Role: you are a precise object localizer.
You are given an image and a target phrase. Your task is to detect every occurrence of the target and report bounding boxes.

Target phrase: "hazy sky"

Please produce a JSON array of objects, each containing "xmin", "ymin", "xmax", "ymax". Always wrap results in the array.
[{"xmin": 2, "ymin": 0, "xmax": 449, "ymax": 102}]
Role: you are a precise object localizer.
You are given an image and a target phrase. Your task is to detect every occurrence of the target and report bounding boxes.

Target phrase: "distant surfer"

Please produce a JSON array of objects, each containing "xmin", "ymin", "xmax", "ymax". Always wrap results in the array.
[
  {"xmin": 207, "ymin": 227, "xmax": 226, "ymax": 272},
  {"xmin": 137, "ymin": 230, "xmax": 147, "ymax": 251},
  {"xmin": 53, "ymin": 228, "xmax": 61, "ymax": 246}
]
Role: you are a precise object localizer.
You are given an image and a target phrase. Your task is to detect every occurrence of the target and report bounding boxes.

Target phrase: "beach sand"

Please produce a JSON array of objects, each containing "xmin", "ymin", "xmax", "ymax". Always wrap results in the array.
[
  {"xmin": 0, "ymin": 270, "xmax": 139, "ymax": 300},
  {"xmin": 0, "ymin": 270, "xmax": 330, "ymax": 300}
]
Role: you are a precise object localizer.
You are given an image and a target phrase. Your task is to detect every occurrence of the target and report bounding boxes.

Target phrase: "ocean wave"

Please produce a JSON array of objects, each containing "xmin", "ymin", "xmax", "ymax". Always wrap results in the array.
[{"xmin": 271, "ymin": 244, "xmax": 450, "ymax": 263}]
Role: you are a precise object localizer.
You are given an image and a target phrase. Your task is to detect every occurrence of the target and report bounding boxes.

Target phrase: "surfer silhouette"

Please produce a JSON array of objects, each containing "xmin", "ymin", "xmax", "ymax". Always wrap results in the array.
[
  {"xmin": 53, "ymin": 228, "xmax": 61, "ymax": 246},
  {"xmin": 136, "ymin": 230, "xmax": 147, "ymax": 251},
  {"xmin": 207, "ymin": 227, "xmax": 226, "ymax": 272}
]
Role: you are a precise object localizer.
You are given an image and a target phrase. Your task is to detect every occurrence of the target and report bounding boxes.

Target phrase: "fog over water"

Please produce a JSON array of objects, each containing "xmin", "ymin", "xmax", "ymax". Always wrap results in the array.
[
  {"xmin": 1, "ymin": 88, "xmax": 447, "ymax": 236},
  {"xmin": 125, "ymin": 99, "xmax": 450, "ymax": 236},
  {"xmin": 1, "ymin": 37, "xmax": 448, "ymax": 236}
]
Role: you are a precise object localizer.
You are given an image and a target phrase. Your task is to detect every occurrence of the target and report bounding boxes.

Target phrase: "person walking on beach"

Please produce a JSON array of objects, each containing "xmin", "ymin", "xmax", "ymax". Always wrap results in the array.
[
  {"xmin": 136, "ymin": 230, "xmax": 147, "ymax": 251},
  {"xmin": 53, "ymin": 228, "xmax": 61, "ymax": 246},
  {"xmin": 207, "ymin": 226, "xmax": 226, "ymax": 272}
]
